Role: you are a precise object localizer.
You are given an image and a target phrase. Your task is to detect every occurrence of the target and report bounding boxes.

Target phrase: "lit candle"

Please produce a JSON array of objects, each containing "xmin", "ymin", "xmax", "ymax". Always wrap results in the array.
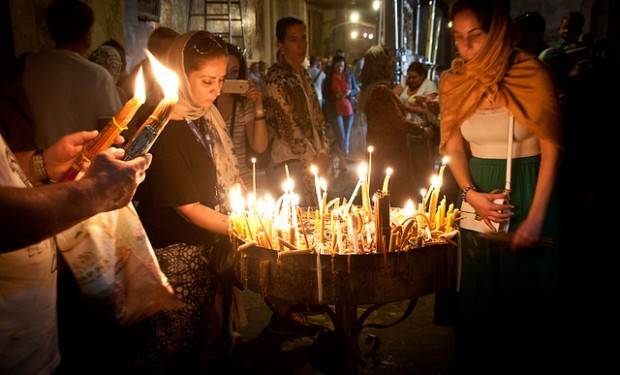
[
  {"xmin": 367, "ymin": 146, "xmax": 374, "ymax": 185},
  {"xmin": 347, "ymin": 163, "xmax": 367, "ymax": 212},
  {"xmin": 438, "ymin": 156, "xmax": 449, "ymax": 185},
  {"xmin": 320, "ymin": 177, "xmax": 327, "ymax": 214},
  {"xmin": 311, "ymin": 164, "xmax": 321, "ymax": 210},
  {"xmin": 251, "ymin": 157, "xmax": 257, "ymax": 198},
  {"xmin": 382, "ymin": 167, "xmax": 393, "ymax": 194},
  {"xmin": 319, "ymin": 178, "xmax": 327, "ymax": 243},
  {"xmin": 61, "ymin": 67, "xmax": 147, "ymax": 181},
  {"xmin": 123, "ymin": 51, "xmax": 179, "ymax": 160}
]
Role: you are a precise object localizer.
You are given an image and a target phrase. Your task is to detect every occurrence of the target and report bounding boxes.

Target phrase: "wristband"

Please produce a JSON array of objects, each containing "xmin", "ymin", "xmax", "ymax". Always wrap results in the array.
[
  {"xmin": 254, "ymin": 116, "xmax": 265, "ymax": 121},
  {"xmin": 33, "ymin": 149, "xmax": 55, "ymax": 184},
  {"xmin": 461, "ymin": 185, "xmax": 477, "ymax": 202}
]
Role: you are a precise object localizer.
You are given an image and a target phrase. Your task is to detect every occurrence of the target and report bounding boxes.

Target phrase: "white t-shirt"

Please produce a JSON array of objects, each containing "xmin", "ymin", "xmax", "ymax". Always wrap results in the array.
[
  {"xmin": 23, "ymin": 49, "xmax": 122, "ymax": 148},
  {"xmin": 0, "ymin": 135, "xmax": 60, "ymax": 374},
  {"xmin": 307, "ymin": 66, "xmax": 326, "ymax": 105}
]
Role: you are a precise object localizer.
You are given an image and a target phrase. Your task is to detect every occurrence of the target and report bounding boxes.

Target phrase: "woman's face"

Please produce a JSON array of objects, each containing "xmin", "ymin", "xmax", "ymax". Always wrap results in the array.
[
  {"xmin": 334, "ymin": 61, "xmax": 345, "ymax": 74},
  {"xmin": 277, "ymin": 23, "xmax": 307, "ymax": 68},
  {"xmin": 452, "ymin": 9, "xmax": 488, "ymax": 61},
  {"xmin": 406, "ymin": 70, "xmax": 424, "ymax": 89},
  {"xmin": 227, "ymin": 54, "xmax": 241, "ymax": 80},
  {"xmin": 187, "ymin": 55, "xmax": 228, "ymax": 107}
]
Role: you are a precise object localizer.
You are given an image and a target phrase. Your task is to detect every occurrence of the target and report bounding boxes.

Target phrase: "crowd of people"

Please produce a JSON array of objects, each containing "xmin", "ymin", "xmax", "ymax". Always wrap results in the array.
[{"xmin": 0, "ymin": 0, "xmax": 609, "ymax": 373}]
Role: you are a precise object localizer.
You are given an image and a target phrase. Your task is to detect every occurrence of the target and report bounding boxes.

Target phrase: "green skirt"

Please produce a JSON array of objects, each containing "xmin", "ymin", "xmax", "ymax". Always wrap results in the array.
[{"xmin": 455, "ymin": 155, "xmax": 561, "ymax": 371}]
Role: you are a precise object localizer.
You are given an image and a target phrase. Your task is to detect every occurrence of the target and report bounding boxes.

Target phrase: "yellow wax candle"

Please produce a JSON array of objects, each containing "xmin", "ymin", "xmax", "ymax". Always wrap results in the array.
[
  {"xmin": 251, "ymin": 157, "xmax": 257, "ymax": 198},
  {"xmin": 382, "ymin": 167, "xmax": 393, "ymax": 194},
  {"xmin": 367, "ymin": 146, "xmax": 374, "ymax": 187},
  {"xmin": 61, "ymin": 69, "xmax": 146, "ymax": 181},
  {"xmin": 429, "ymin": 190, "xmax": 439, "ymax": 225}
]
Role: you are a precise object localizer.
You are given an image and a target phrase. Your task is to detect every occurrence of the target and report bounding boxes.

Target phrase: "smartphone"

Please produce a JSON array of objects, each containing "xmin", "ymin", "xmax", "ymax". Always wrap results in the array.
[{"xmin": 222, "ymin": 80, "xmax": 250, "ymax": 94}]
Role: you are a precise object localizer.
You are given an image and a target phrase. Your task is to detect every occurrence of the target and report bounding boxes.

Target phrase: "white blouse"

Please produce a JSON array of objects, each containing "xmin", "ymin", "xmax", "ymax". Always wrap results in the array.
[{"xmin": 461, "ymin": 107, "xmax": 540, "ymax": 159}]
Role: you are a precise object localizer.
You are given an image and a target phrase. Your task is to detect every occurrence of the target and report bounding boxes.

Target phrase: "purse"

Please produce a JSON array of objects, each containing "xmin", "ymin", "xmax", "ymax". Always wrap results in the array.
[{"xmin": 459, "ymin": 114, "xmax": 514, "ymax": 233}]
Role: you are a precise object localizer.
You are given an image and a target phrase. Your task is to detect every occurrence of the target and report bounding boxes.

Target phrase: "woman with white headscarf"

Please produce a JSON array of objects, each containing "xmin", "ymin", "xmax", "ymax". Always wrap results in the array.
[{"xmin": 132, "ymin": 30, "xmax": 241, "ymax": 374}]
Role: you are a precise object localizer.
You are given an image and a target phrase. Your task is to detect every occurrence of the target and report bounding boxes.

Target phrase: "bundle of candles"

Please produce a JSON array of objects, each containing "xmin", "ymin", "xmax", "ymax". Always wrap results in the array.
[
  {"xmin": 229, "ymin": 152, "xmax": 460, "ymax": 255},
  {"xmin": 60, "ymin": 51, "xmax": 179, "ymax": 181}
]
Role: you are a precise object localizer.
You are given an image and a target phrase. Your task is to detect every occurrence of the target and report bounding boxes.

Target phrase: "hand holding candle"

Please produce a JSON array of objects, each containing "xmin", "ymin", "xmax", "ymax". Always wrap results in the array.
[{"xmin": 60, "ymin": 68, "xmax": 147, "ymax": 181}]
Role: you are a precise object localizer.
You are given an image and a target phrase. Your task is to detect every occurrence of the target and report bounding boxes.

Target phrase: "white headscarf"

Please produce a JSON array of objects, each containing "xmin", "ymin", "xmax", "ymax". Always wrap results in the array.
[{"xmin": 164, "ymin": 31, "xmax": 239, "ymax": 212}]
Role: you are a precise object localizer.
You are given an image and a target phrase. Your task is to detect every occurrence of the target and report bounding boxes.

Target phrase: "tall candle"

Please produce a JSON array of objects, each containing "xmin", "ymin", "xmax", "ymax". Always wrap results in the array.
[
  {"xmin": 61, "ymin": 68, "xmax": 147, "ymax": 181},
  {"xmin": 367, "ymin": 146, "xmax": 374, "ymax": 186},
  {"xmin": 251, "ymin": 157, "xmax": 257, "ymax": 198},
  {"xmin": 311, "ymin": 164, "xmax": 321, "ymax": 210}
]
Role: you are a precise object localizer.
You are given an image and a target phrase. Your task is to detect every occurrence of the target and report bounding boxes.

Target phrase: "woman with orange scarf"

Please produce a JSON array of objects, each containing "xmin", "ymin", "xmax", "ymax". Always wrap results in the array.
[{"xmin": 440, "ymin": 0, "xmax": 562, "ymax": 372}]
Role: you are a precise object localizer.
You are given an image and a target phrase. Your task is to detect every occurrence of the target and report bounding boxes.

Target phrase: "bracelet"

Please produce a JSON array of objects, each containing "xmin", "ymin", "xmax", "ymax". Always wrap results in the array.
[
  {"xmin": 461, "ymin": 185, "xmax": 477, "ymax": 202},
  {"xmin": 254, "ymin": 116, "xmax": 265, "ymax": 121},
  {"xmin": 32, "ymin": 149, "xmax": 55, "ymax": 184}
]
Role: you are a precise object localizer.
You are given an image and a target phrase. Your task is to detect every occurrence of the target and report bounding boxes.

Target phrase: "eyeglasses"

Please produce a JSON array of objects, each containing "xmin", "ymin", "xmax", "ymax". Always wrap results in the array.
[{"xmin": 192, "ymin": 32, "xmax": 227, "ymax": 56}]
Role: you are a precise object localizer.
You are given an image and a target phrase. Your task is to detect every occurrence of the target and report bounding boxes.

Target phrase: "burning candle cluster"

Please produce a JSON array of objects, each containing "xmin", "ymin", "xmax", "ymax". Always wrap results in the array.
[{"xmin": 229, "ymin": 152, "xmax": 460, "ymax": 255}]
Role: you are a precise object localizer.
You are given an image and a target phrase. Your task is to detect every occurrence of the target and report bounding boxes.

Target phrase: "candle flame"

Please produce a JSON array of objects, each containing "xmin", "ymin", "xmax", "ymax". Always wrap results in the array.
[
  {"xmin": 133, "ymin": 67, "xmax": 146, "ymax": 104},
  {"xmin": 229, "ymin": 183, "xmax": 244, "ymax": 213},
  {"xmin": 421, "ymin": 188, "xmax": 427, "ymax": 198},
  {"xmin": 357, "ymin": 162, "xmax": 368, "ymax": 180},
  {"xmin": 367, "ymin": 145, "xmax": 374, "ymax": 153},
  {"xmin": 310, "ymin": 164, "xmax": 318, "ymax": 176},
  {"xmin": 404, "ymin": 199, "xmax": 415, "ymax": 216},
  {"xmin": 251, "ymin": 157, "xmax": 257, "ymax": 164},
  {"xmin": 385, "ymin": 167, "xmax": 393, "ymax": 176},
  {"xmin": 145, "ymin": 50, "xmax": 179, "ymax": 100},
  {"xmin": 431, "ymin": 175, "xmax": 440, "ymax": 189},
  {"xmin": 320, "ymin": 177, "xmax": 327, "ymax": 191},
  {"xmin": 442, "ymin": 156, "xmax": 450, "ymax": 165}
]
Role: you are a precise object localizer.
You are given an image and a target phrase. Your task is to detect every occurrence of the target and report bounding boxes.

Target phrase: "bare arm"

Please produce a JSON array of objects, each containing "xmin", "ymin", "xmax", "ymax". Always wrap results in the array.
[
  {"xmin": 244, "ymin": 82, "xmax": 269, "ymax": 153},
  {"xmin": 175, "ymin": 203, "xmax": 229, "ymax": 235},
  {"xmin": 511, "ymin": 138, "xmax": 561, "ymax": 250},
  {"xmin": 1, "ymin": 147, "xmax": 151, "ymax": 252}
]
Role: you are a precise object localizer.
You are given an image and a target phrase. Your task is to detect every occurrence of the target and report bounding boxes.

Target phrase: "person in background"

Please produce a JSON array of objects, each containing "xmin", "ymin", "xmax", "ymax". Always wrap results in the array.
[
  {"xmin": 307, "ymin": 55, "xmax": 326, "ymax": 109},
  {"xmin": 352, "ymin": 56, "xmax": 364, "ymax": 89},
  {"xmin": 248, "ymin": 61, "xmax": 262, "ymax": 87},
  {"xmin": 440, "ymin": 0, "xmax": 562, "ymax": 372},
  {"xmin": 213, "ymin": 42, "xmax": 269, "ymax": 350},
  {"xmin": 22, "ymin": 0, "xmax": 121, "ymax": 149},
  {"xmin": 358, "ymin": 44, "xmax": 434, "ymax": 207},
  {"xmin": 216, "ymin": 43, "xmax": 269, "ymax": 189},
  {"xmin": 132, "ymin": 31, "xmax": 239, "ymax": 374},
  {"xmin": 553, "ymin": 11, "xmax": 586, "ymax": 52},
  {"xmin": 88, "ymin": 44, "xmax": 130, "ymax": 102},
  {"xmin": 262, "ymin": 16, "xmax": 330, "ymax": 336},
  {"xmin": 263, "ymin": 16, "xmax": 331, "ymax": 207},
  {"xmin": 0, "ymin": 130, "xmax": 150, "ymax": 375},
  {"xmin": 514, "ymin": 11, "xmax": 548, "ymax": 56},
  {"xmin": 392, "ymin": 61, "xmax": 439, "ymax": 121},
  {"xmin": 323, "ymin": 54, "xmax": 358, "ymax": 158},
  {"xmin": 102, "ymin": 39, "xmax": 128, "ymax": 83}
]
